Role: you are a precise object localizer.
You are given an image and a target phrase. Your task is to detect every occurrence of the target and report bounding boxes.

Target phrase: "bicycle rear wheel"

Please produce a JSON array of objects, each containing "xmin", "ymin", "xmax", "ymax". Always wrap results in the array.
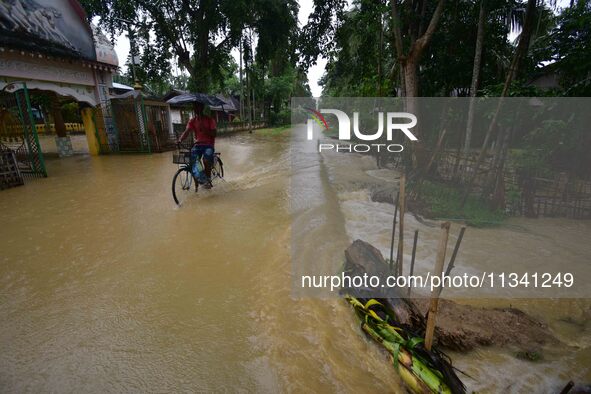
[
  {"xmin": 212, "ymin": 156, "xmax": 224, "ymax": 179},
  {"xmin": 172, "ymin": 167, "xmax": 197, "ymax": 205}
]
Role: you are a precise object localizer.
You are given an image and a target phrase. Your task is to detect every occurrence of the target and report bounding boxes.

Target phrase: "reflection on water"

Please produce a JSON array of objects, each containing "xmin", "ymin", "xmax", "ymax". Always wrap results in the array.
[{"xmin": 0, "ymin": 129, "xmax": 589, "ymax": 392}]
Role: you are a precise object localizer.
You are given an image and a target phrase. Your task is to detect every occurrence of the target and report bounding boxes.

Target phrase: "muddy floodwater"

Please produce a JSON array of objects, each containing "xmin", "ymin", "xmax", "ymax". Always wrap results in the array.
[{"xmin": 1, "ymin": 128, "xmax": 590, "ymax": 392}]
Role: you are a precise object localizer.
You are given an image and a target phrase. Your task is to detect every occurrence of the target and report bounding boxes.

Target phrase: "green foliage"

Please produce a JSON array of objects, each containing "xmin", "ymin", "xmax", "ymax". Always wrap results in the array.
[
  {"xmin": 546, "ymin": 1, "xmax": 591, "ymax": 96},
  {"xmin": 418, "ymin": 181, "xmax": 506, "ymax": 226},
  {"xmin": 269, "ymin": 109, "xmax": 291, "ymax": 126},
  {"xmin": 256, "ymin": 125, "xmax": 291, "ymax": 136},
  {"xmin": 320, "ymin": 0, "xmax": 391, "ymax": 97},
  {"xmin": 420, "ymin": 0, "xmax": 524, "ymax": 96},
  {"xmin": 28, "ymin": 94, "xmax": 81, "ymax": 124},
  {"xmin": 82, "ymin": 0, "xmax": 299, "ymax": 93},
  {"xmin": 516, "ymin": 120, "xmax": 568, "ymax": 170},
  {"xmin": 319, "ymin": 0, "xmax": 531, "ymax": 97},
  {"xmin": 208, "ymin": 58, "xmax": 241, "ymax": 96},
  {"xmin": 264, "ymin": 65, "xmax": 310, "ymax": 122},
  {"xmin": 319, "ymin": 0, "xmax": 590, "ymax": 101},
  {"xmin": 266, "ymin": 68, "xmax": 296, "ymax": 106},
  {"xmin": 505, "ymin": 179, "xmax": 522, "ymax": 209},
  {"xmin": 299, "ymin": 0, "xmax": 348, "ymax": 70},
  {"xmin": 511, "ymin": 113, "xmax": 589, "ymax": 178},
  {"xmin": 479, "ymin": 81, "xmax": 558, "ymax": 97},
  {"xmin": 60, "ymin": 103, "xmax": 82, "ymax": 124}
]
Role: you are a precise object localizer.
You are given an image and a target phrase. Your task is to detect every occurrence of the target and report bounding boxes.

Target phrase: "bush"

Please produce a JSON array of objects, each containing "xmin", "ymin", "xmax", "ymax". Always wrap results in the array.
[
  {"xmin": 416, "ymin": 180, "xmax": 506, "ymax": 227},
  {"xmin": 269, "ymin": 109, "xmax": 291, "ymax": 126}
]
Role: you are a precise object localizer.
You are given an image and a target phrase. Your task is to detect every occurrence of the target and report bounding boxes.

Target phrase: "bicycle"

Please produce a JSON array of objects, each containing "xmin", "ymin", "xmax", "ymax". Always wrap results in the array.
[{"xmin": 172, "ymin": 145, "xmax": 224, "ymax": 205}]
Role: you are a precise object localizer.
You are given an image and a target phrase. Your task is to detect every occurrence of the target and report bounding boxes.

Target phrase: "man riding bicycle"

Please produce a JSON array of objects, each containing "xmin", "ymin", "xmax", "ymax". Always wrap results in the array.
[{"xmin": 177, "ymin": 102, "xmax": 217, "ymax": 189}]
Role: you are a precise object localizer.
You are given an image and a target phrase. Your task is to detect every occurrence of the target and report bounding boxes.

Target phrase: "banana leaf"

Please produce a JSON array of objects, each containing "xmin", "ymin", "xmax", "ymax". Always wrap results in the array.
[{"xmin": 346, "ymin": 296, "xmax": 466, "ymax": 394}]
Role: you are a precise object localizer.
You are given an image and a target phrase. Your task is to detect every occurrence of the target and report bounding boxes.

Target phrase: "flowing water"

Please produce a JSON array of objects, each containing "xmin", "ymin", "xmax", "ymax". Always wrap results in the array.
[{"xmin": 0, "ymin": 127, "xmax": 589, "ymax": 393}]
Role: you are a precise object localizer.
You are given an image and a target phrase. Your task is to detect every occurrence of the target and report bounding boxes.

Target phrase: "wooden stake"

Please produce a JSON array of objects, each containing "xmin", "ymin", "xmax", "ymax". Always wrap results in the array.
[
  {"xmin": 424, "ymin": 221, "xmax": 451, "ymax": 351},
  {"xmin": 396, "ymin": 174, "xmax": 406, "ymax": 275},
  {"xmin": 407, "ymin": 230, "xmax": 419, "ymax": 298},
  {"xmin": 559, "ymin": 381, "xmax": 574, "ymax": 394},
  {"xmin": 389, "ymin": 192, "xmax": 400, "ymax": 272},
  {"xmin": 424, "ymin": 129, "xmax": 447, "ymax": 175},
  {"xmin": 444, "ymin": 226, "xmax": 466, "ymax": 277}
]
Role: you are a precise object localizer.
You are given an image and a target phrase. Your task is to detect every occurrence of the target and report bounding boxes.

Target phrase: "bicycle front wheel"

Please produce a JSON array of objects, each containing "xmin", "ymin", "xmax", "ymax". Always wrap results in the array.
[{"xmin": 172, "ymin": 167, "xmax": 197, "ymax": 205}]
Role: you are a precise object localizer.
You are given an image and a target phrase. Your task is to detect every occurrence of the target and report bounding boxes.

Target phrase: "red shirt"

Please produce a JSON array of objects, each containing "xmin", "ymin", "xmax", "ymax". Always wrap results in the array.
[{"xmin": 188, "ymin": 115, "xmax": 217, "ymax": 146}]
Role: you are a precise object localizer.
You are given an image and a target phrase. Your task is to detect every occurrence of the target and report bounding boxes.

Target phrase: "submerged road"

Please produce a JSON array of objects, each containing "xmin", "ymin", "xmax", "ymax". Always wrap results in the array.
[
  {"xmin": 1, "ymin": 128, "xmax": 590, "ymax": 392},
  {"xmin": 0, "ymin": 131, "xmax": 402, "ymax": 392}
]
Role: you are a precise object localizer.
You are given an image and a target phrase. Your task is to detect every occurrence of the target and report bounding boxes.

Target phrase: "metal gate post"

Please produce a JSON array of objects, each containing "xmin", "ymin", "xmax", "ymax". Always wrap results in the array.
[
  {"xmin": 13, "ymin": 90, "xmax": 36, "ymax": 172},
  {"xmin": 22, "ymin": 83, "xmax": 47, "ymax": 176},
  {"xmin": 12, "ymin": 82, "xmax": 47, "ymax": 177}
]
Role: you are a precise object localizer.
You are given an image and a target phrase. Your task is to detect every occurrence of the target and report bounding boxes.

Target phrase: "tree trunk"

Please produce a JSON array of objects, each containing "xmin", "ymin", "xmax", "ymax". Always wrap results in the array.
[
  {"xmin": 246, "ymin": 70, "xmax": 252, "ymax": 132},
  {"xmin": 404, "ymin": 63, "xmax": 424, "ymax": 169},
  {"xmin": 484, "ymin": 0, "xmax": 537, "ymax": 200},
  {"xmin": 377, "ymin": 13, "xmax": 384, "ymax": 97},
  {"xmin": 404, "ymin": 61, "xmax": 420, "ymax": 97},
  {"xmin": 390, "ymin": 0, "xmax": 445, "ymax": 98},
  {"xmin": 390, "ymin": 0, "xmax": 446, "ymax": 171},
  {"xmin": 391, "ymin": 0, "xmax": 405, "ymax": 97},
  {"xmin": 398, "ymin": 64, "xmax": 407, "ymax": 97},
  {"xmin": 194, "ymin": 4, "xmax": 210, "ymax": 92},
  {"xmin": 460, "ymin": 0, "xmax": 537, "ymax": 207},
  {"xmin": 463, "ymin": 0, "xmax": 486, "ymax": 157}
]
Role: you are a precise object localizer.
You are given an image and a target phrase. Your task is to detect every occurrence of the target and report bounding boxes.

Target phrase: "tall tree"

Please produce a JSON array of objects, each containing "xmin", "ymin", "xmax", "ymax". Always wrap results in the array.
[
  {"xmin": 547, "ymin": 0, "xmax": 591, "ymax": 96},
  {"xmin": 390, "ymin": 0, "xmax": 446, "ymax": 171},
  {"xmin": 390, "ymin": 0, "xmax": 446, "ymax": 98},
  {"xmin": 463, "ymin": 0, "xmax": 487, "ymax": 156},
  {"xmin": 82, "ymin": 0, "xmax": 298, "ymax": 92},
  {"xmin": 461, "ymin": 0, "xmax": 539, "ymax": 207},
  {"xmin": 320, "ymin": 1, "xmax": 390, "ymax": 96},
  {"xmin": 299, "ymin": 0, "xmax": 348, "ymax": 73}
]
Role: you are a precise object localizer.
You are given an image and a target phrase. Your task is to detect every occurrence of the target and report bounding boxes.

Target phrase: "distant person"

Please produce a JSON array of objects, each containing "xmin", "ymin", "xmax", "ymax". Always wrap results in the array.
[{"xmin": 177, "ymin": 102, "xmax": 217, "ymax": 188}]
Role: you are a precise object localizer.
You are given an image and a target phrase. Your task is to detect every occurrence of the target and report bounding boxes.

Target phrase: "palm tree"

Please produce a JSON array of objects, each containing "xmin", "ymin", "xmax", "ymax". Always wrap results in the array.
[
  {"xmin": 463, "ymin": 0, "xmax": 487, "ymax": 159},
  {"xmin": 461, "ymin": 0, "xmax": 539, "ymax": 208}
]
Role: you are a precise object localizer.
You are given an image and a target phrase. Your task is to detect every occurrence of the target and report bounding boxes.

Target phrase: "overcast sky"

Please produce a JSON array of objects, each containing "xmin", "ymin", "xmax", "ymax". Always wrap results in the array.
[{"xmin": 112, "ymin": 0, "xmax": 328, "ymax": 97}]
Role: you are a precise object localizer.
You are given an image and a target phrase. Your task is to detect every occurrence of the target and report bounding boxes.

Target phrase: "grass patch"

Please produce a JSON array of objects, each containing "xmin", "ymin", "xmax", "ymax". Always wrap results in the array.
[
  {"xmin": 256, "ymin": 125, "xmax": 291, "ymax": 136},
  {"xmin": 417, "ymin": 180, "xmax": 506, "ymax": 227},
  {"xmin": 323, "ymin": 126, "xmax": 340, "ymax": 139}
]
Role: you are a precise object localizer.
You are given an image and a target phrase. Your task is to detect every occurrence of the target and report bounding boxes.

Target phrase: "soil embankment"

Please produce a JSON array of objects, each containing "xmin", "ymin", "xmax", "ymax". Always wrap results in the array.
[{"xmin": 343, "ymin": 240, "xmax": 557, "ymax": 352}]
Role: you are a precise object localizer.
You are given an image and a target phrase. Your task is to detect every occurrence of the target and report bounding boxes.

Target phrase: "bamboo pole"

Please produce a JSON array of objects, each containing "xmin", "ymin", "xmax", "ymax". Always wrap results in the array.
[
  {"xmin": 444, "ymin": 226, "xmax": 466, "ymax": 277},
  {"xmin": 559, "ymin": 381, "xmax": 574, "ymax": 394},
  {"xmin": 396, "ymin": 174, "xmax": 406, "ymax": 276},
  {"xmin": 389, "ymin": 192, "xmax": 400, "ymax": 272},
  {"xmin": 424, "ymin": 221, "xmax": 451, "ymax": 351},
  {"xmin": 407, "ymin": 230, "xmax": 419, "ymax": 297},
  {"xmin": 424, "ymin": 129, "xmax": 447, "ymax": 175}
]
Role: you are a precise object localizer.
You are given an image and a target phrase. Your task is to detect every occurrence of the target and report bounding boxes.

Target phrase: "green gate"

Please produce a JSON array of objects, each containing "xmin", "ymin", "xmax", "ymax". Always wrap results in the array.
[
  {"xmin": 111, "ymin": 93, "xmax": 151, "ymax": 153},
  {"xmin": 0, "ymin": 82, "xmax": 47, "ymax": 178}
]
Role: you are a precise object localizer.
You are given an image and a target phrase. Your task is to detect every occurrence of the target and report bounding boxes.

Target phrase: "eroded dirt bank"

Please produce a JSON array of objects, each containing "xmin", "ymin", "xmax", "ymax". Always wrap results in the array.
[{"xmin": 343, "ymin": 239, "xmax": 558, "ymax": 353}]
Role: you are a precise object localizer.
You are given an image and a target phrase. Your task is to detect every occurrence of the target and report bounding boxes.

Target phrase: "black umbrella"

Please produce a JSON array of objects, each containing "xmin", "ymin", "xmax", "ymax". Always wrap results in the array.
[{"xmin": 166, "ymin": 93, "xmax": 226, "ymax": 107}]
